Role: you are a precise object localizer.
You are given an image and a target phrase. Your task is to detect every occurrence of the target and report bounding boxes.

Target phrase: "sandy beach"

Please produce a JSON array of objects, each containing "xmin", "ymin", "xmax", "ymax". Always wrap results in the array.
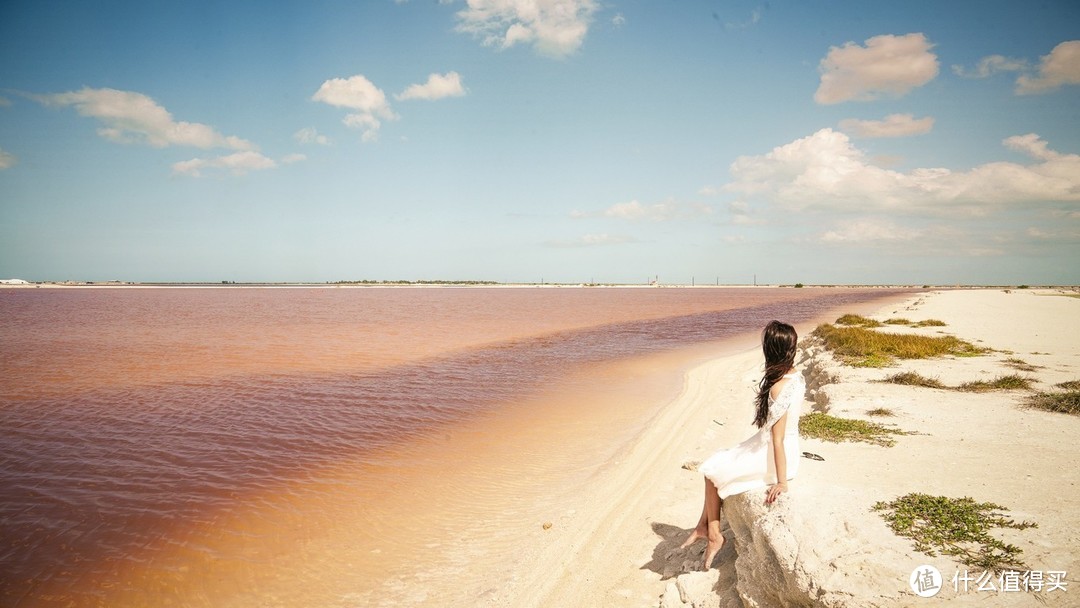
[{"xmin": 508, "ymin": 288, "xmax": 1079, "ymax": 607}]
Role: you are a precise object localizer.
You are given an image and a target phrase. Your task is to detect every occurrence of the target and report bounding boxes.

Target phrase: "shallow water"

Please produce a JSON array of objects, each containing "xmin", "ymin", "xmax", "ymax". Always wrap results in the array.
[{"xmin": 0, "ymin": 286, "xmax": 908, "ymax": 606}]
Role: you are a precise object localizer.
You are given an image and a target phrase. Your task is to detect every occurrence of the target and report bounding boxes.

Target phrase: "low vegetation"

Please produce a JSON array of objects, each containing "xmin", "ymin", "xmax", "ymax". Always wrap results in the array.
[
  {"xmin": 1026, "ymin": 381, "xmax": 1080, "ymax": 415},
  {"xmin": 835, "ymin": 314, "xmax": 883, "ymax": 328},
  {"xmin": 812, "ymin": 321, "xmax": 987, "ymax": 367},
  {"xmin": 880, "ymin": 371, "xmax": 945, "ymax": 389},
  {"xmin": 799, "ymin": 412, "xmax": 911, "ymax": 447},
  {"xmin": 957, "ymin": 374, "xmax": 1033, "ymax": 392},
  {"xmin": 1003, "ymin": 357, "xmax": 1039, "ymax": 372},
  {"xmin": 881, "ymin": 371, "xmax": 1035, "ymax": 392},
  {"xmin": 873, "ymin": 493, "xmax": 1036, "ymax": 573},
  {"xmin": 884, "ymin": 318, "xmax": 947, "ymax": 328},
  {"xmin": 866, "ymin": 407, "xmax": 895, "ymax": 417}
]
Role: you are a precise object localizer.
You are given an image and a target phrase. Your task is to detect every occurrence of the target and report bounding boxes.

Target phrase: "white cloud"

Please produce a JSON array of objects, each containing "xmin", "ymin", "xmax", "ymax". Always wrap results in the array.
[
  {"xmin": 35, "ymin": 87, "xmax": 254, "ymax": 150},
  {"xmin": 698, "ymin": 185, "xmax": 719, "ymax": 196},
  {"xmin": 312, "ymin": 75, "xmax": 398, "ymax": 142},
  {"xmin": 281, "ymin": 153, "xmax": 307, "ymax": 164},
  {"xmin": 571, "ymin": 199, "xmax": 712, "ymax": 221},
  {"xmin": 456, "ymin": 0, "xmax": 599, "ymax": 58},
  {"xmin": 395, "ymin": 71, "xmax": 467, "ymax": 101},
  {"xmin": 725, "ymin": 129, "xmax": 1080, "ymax": 214},
  {"xmin": 1016, "ymin": 40, "xmax": 1080, "ymax": 94},
  {"xmin": 612, "ymin": 12, "xmax": 626, "ymax": 27},
  {"xmin": 819, "ymin": 218, "xmax": 934, "ymax": 243},
  {"xmin": 546, "ymin": 233, "xmax": 637, "ymax": 247},
  {"xmin": 172, "ymin": 151, "xmax": 277, "ymax": 177},
  {"xmin": 1025, "ymin": 226, "xmax": 1080, "ymax": 241},
  {"xmin": 294, "ymin": 127, "xmax": 330, "ymax": 145},
  {"xmin": 952, "ymin": 54, "xmax": 1027, "ymax": 78},
  {"xmin": 0, "ymin": 147, "xmax": 15, "ymax": 169},
  {"xmin": 1003, "ymin": 133, "xmax": 1061, "ymax": 161},
  {"xmin": 838, "ymin": 113, "xmax": 934, "ymax": 138},
  {"xmin": 814, "ymin": 33, "xmax": 939, "ymax": 104}
]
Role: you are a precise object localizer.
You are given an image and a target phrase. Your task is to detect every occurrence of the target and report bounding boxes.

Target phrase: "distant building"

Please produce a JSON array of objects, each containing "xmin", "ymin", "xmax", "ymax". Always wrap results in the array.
[{"xmin": 0, "ymin": 279, "xmax": 30, "ymax": 285}]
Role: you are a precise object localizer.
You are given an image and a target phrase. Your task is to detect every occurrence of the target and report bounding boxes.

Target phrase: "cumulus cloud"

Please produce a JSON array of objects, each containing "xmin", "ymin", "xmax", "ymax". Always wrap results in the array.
[
  {"xmin": 312, "ymin": 75, "xmax": 398, "ymax": 142},
  {"xmin": 546, "ymin": 233, "xmax": 637, "ymax": 247},
  {"xmin": 571, "ymin": 199, "xmax": 712, "ymax": 221},
  {"xmin": 395, "ymin": 71, "xmax": 467, "ymax": 101},
  {"xmin": 172, "ymin": 151, "xmax": 278, "ymax": 177},
  {"xmin": 35, "ymin": 87, "xmax": 254, "ymax": 150},
  {"xmin": 456, "ymin": 0, "xmax": 599, "ymax": 58},
  {"xmin": 815, "ymin": 219, "xmax": 1002, "ymax": 255},
  {"xmin": 294, "ymin": 127, "xmax": 330, "ymax": 145},
  {"xmin": 838, "ymin": 114, "xmax": 935, "ymax": 138},
  {"xmin": 0, "ymin": 147, "xmax": 15, "ymax": 170},
  {"xmin": 952, "ymin": 54, "xmax": 1027, "ymax": 79},
  {"xmin": 814, "ymin": 33, "xmax": 939, "ymax": 104},
  {"xmin": 725, "ymin": 129, "xmax": 1080, "ymax": 214},
  {"xmin": 819, "ymin": 218, "xmax": 936, "ymax": 243},
  {"xmin": 1016, "ymin": 40, "xmax": 1080, "ymax": 94}
]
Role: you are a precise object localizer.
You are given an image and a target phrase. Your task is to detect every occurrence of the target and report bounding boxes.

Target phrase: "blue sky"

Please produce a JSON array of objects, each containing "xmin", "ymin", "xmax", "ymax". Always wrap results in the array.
[{"xmin": 1, "ymin": 0, "xmax": 1078, "ymax": 284}]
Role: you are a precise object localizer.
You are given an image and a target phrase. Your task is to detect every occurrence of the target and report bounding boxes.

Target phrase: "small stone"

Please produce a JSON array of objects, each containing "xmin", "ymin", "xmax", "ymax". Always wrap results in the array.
[{"xmin": 543, "ymin": 522, "xmax": 553, "ymax": 530}]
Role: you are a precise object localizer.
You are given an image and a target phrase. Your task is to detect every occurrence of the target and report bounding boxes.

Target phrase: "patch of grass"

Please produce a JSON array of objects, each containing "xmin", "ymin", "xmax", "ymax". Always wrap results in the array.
[
  {"xmin": 872, "ymin": 493, "xmax": 1036, "ymax": 573},
  {"xmin": 877, "ymin": 317, "xmax": 946, "ymax": 328},
  {"xmin": 835, "ymin": 314, "xmax": 883, "ymax": 328},
  {"xmin": 799, "ymin": 412, "xmax": 911, "ymax": 447},
  {"xmin": 957, "ymin": 374, "xmax": 1034, "ymax": 392},
  {"xmin": 866, "ymin": 407, "xmax": 895, "ymax": 417},
  {"xmin": 811, "ymin": 323, "xmax": 988, "ymax": 367},
  {"xmin": 1003, "ymin": 357, "xmax": 1039, "ymax": 372},
  {"xmin": 880, "ymin": 371, "xmax": 946, "ymax": 389},
  {"xmin": 1026, "ymin": 388, "xmax": 1080, "ymax": 415}
]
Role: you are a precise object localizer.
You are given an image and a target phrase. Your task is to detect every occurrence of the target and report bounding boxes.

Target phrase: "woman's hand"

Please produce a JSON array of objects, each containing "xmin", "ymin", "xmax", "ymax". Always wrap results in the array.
[{"xmin": 765, "ymin": 481, "xmax": 788, "ymax": 505}]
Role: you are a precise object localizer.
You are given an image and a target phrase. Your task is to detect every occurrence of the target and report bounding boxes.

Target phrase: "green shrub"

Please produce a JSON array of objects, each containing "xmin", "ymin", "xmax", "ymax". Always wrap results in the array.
[
  {"xmin": 800, "ymin": 412, "xmax": 910, "ymax": 447},
  {"xmin": 957, "ymin": 374, "xmax": 1033, "ymax": 392},
  {"xmin": 812, "ymin": 323, "xmax": 987, "ymax": 367},
  {"xmin": 881, "ymin": 371, "xmax": 945, "ymax": 389},
  {"xmin": 873, "ymin": 493, "xmax": 1036, "ymax": 573},
  {"xmin": 835, "ymin": 314, "xmax": 883, "ymax": 328}
]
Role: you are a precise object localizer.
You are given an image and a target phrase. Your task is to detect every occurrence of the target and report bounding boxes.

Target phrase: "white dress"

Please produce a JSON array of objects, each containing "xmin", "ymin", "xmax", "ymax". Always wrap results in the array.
[{"xmin": 699, "ymin": 372, "xmax": 805, "ymax": 500}]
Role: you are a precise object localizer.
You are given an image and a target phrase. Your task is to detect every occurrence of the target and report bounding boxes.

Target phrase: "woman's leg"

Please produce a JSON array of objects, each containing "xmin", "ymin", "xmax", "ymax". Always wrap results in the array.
[
  {"xmin": 703, "ymin": 478, "xmax": 725, "ymax": 570},
  {"xmin": 679, "ymin": 477, "xmax": 711, "ymax": 548}
]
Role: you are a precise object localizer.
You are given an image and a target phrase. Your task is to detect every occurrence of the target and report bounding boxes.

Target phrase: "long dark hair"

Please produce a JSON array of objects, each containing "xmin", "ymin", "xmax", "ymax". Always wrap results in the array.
[{"xmin": 753, "ymin": 320, "xmax": 798, "ymax": 428}]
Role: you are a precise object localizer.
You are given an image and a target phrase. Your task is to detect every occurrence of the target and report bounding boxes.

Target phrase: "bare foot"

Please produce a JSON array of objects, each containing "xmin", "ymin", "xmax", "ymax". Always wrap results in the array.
[
  {"xmin": 679, "ymin": 525, "xmax": 707, "ymax": 549},
  {"xmin": 703, "ymin": 532, "xmax": 725, "ymax": 570}
]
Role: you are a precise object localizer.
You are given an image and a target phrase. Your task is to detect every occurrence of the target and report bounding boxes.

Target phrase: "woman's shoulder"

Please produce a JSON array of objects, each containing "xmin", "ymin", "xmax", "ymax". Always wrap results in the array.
[{"xmin": 769, "ymin": 369, "xmax": 803, "ymax": 400}]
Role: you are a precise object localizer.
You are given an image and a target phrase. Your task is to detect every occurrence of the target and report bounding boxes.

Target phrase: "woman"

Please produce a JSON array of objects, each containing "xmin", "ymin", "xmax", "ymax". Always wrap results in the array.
[{"xmin": 680, "ymin": 320, "xmax": 805, "ymax": 570}]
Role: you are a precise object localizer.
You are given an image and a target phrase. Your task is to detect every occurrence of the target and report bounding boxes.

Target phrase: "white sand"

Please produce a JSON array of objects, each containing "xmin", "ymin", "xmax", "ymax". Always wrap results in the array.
[{"xmin": 514, "ymin": 288, "xmax": 1080, "ymax": 607}]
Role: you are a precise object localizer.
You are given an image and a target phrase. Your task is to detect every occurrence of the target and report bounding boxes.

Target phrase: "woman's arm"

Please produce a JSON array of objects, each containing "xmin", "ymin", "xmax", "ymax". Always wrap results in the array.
[{"xmin": 766, "ymin": 411, "xmax": 789, "ymax": 505}]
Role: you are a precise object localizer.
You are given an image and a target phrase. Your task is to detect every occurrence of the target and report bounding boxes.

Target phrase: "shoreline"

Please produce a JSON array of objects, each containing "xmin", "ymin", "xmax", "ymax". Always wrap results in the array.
[{"xmin": 529, "ymin": 288, "xmax": 1079, "ymax": 607}]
